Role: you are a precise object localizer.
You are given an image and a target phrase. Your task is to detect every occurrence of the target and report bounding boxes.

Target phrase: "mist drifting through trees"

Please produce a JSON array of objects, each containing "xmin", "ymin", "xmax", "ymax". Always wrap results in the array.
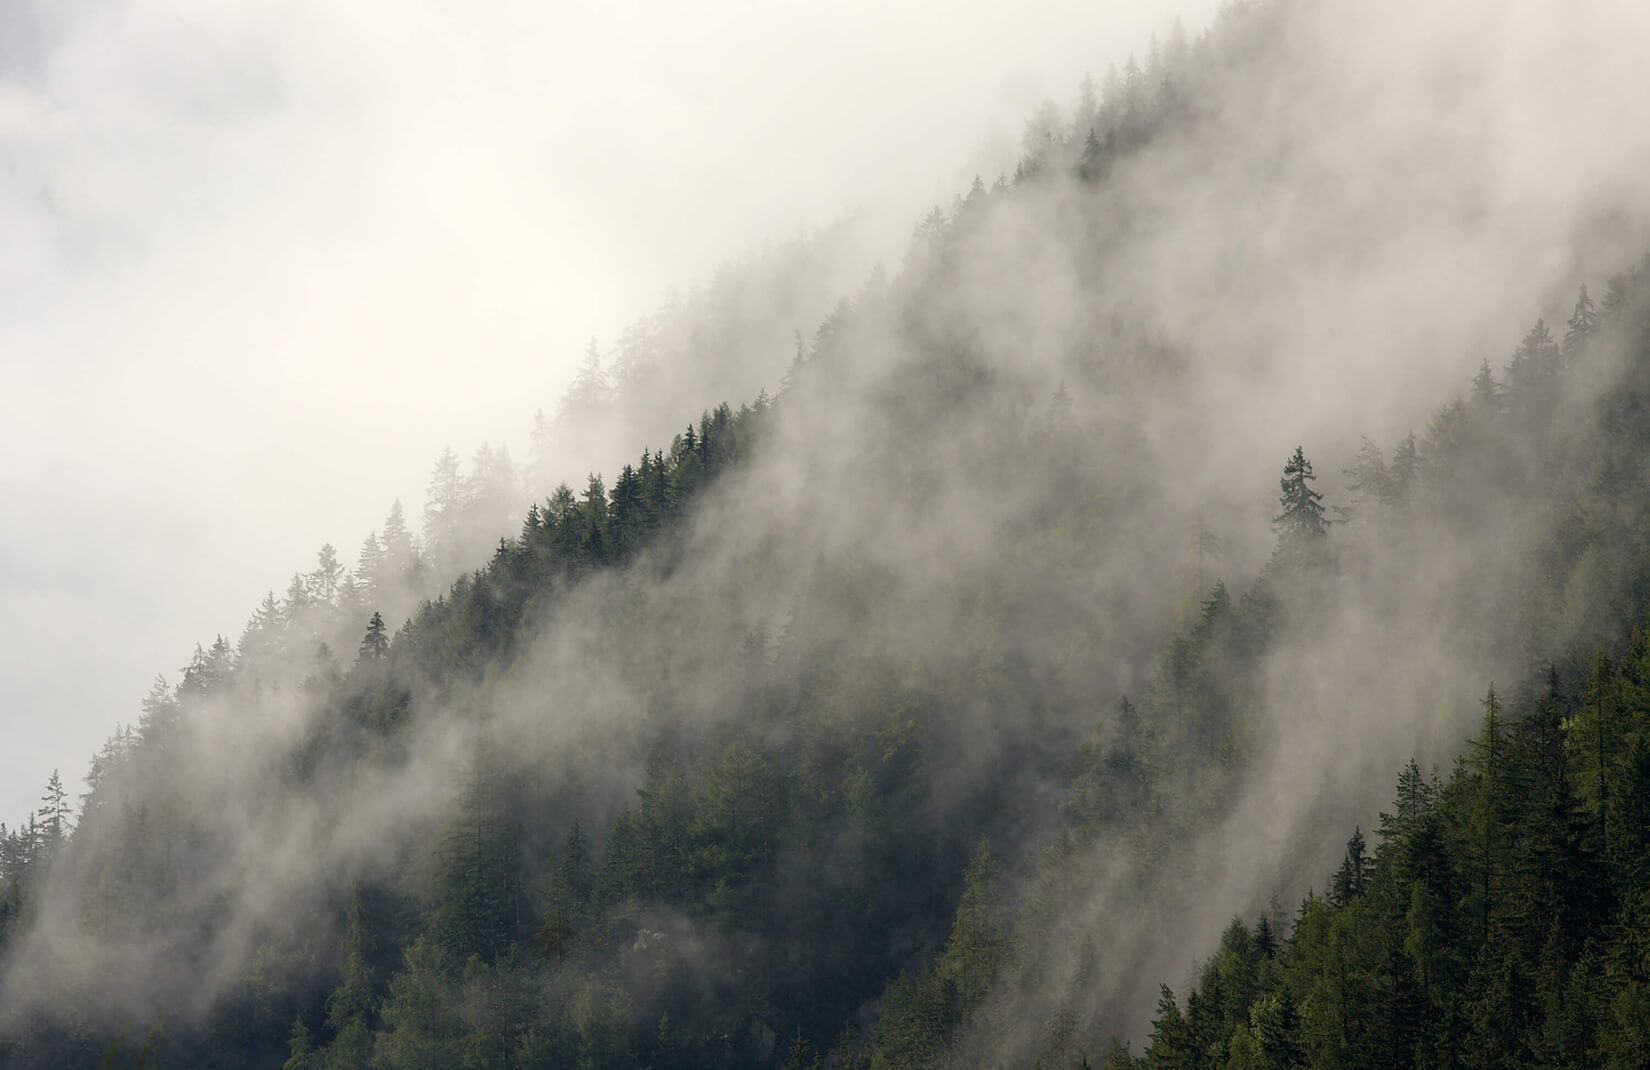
[{"xmin": 7, "ymin": 0, "xmax": 1650, "ymax": 1068}]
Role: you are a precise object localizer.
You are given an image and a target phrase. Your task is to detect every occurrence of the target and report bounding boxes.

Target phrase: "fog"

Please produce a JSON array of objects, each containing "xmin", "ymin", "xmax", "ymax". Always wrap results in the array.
[
  {"xmin": 0, "ymin": 0, "xmax": 1217, "ymax": 824},
  {"xmin": 6, "ymin": 0, "xmax": 1650, "ymax": 1062}
]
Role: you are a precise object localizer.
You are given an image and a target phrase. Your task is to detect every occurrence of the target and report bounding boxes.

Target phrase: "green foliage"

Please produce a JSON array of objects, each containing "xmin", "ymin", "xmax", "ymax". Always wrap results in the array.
[
  {"xmin": 1134, "ymin": 626, "xmax": 1650, "ymax": 1070},
  {"xmin": 867, "ymin": 840, "xmax": 1007, "ymax": 1070}
]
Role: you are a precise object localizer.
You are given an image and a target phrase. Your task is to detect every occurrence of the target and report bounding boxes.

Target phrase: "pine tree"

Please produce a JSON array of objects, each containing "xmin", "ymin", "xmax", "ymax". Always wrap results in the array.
[
  {"xmin": 466, "ymin": 442, "xmax": 519, "ymax": 545},
  {"xmin": 1563, "ymin": 284, "xmax": 1596, "ymax": 360},
  {"xmin": 1465, "ymin": 686, "xmax": 1509, "ymax": 944},
  {"xmin": 285, "ymin": 571, "xmax": 312, "ymax": 620},
  {"xmin": 1506, "ymin": 319, "xmax": 1559, "ymax": 393},
  {"xmin": 560, "ymin": 819, "xmax": 592, "ymax": 906},
  {"xmin": 424, "ymin": 448, "xmax": 467, "ymax": 573},
  {"xmin": 538, "ymin": 818, "xmax": 594, "ymax": 959},
  {"xmin": 558, "ymin": 339, "xmax": 612, "ymax": 428},
  {"xmin": 380, "ymin": 500, "xmax": 416, "ymax": 577},
  {"xmin": 1273, "ymin": 446, "xmax": 1328, "ymax": 551},
  {"xmin": 283, "ymin": 1016, "xmax": 322, "ymax": 1070},
  {"xmin": 1385, "ymin": 432, "xmax": 1418, "ymax": 508},
  {"xmin": 1470, "ymin": 359, "xmax": 1503, "ymax": 415},
  {"xmin": 781, "ymin": 330, "xmax": 808, "ymax": 396},
  {"xmin": 944, "ymin": 838, "xmax": 1006, "ymax": 1007},
  {"xmin": 1580, "ymin": 653, "xmax": 1617, "ymax": 851},
  {"xmin": 1341, "ymin": 438, "xmax": 1389, "ymax": 519},
  {"xmin": 355, "ymin": 534, "xmax": 383, "ymax": 594},
  {"xmin": 1190, "ymin": 512, "xmax": 1224, "ymax": 593},
  {"xmin": 325, "ymin": 889, "xmax": 376, "ymax": 1041},
  {"xmin": 38, "ymin": 771, "xmax": 70, "ymax": 852},
  {"xmin": 1254, "ymin": 914, "xmax": 1278, "ymax": 958},
  {"xmin": 609, "ymin": 463, "xmax": 644, "ymax": 559},
  {"xmin": 179, "ymin": 637, "xmax": 232, "ymax": 697},
  {"xmin": 519, "ymin": 502, "xmax": 542, "ymax": 547},
  {"xmin": 1251, "ymin": 989, "xmax": 1305, "ymax": 1069},
  {"xmin": 308, "ymin": 543, "xmax": 345, "ymax": 606},
  {"xmin": 1146, "ymin": 986, "xmax": 1196, "ymax": 1069},
  {"xmin": 782, "ymin": 1028, "xmax": 821, "ymax": 1070},
  {"xmin": 137, "ymin": 675, "xmax": 180, "ymax": 746},
  {"xmin": 1377, "ymin": 759, "xmax": 1435, "ymax": 852},
  {"xmin": 1330, "ymin": 827, "xmax": 1369, "ymax": 906},
  {"xmin": 359, "ymin": 612, "xmax": 390, "ymax": 662},
  {"xmin": 580, "ymin": 473, "xmax": 609, "ymax": 562},
  {"xmin": 526, "ymin": 407, "xmax": 553, "ymax": 492},
  {"xmin": 433, "ymin": 740, "xmax": 522, "ymax": 964},
  {"xmin": 1079, "ymin": 127, "xmax": 1105, "ymax": 179},
  {"xmin": 375, "ymin": 938, "xmax": 463, "ymax": 1068}
]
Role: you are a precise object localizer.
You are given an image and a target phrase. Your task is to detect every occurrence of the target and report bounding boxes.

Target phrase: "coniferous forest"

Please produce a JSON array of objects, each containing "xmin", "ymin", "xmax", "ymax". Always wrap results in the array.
[{"xmin": 9, "ymin": 1, "xmax": 1650, "ymax": 1067}]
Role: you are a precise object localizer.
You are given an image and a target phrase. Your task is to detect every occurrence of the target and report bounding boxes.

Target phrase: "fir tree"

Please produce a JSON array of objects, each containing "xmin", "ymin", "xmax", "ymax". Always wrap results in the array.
[
  {"xmin": 37, "ymin": 771, "xmax": 70, "ymax": 852},
  {"xmin": 1273, "ymin": 446, "xmax": 1328, "ymax": 550},
  {"xmin": 1563, "ymin": 284, "xmax": 1596, "ymax": 359},
  {"xmin": 359, "ymin": 612, "xmax": 390, "ymax": 662}
]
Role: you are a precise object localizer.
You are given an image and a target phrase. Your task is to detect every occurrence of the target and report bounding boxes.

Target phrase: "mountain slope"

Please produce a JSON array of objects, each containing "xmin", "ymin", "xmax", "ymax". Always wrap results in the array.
[{"xmin": 5, "ymin": 1, "xmax": 1650, "ymax": 1068}]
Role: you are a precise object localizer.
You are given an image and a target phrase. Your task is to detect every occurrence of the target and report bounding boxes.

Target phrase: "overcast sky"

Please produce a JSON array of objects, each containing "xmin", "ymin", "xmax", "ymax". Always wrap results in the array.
[{"xmin": 0, "ymin": 0, "xmax": 1223, "ymax": 822}]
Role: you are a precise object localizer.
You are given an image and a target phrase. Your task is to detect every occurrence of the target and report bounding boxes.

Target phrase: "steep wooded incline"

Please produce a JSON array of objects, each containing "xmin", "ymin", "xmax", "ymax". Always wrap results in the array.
[{"xmin": 6, "ymin": 2, "xmax": 1650, "ymax": 1068}]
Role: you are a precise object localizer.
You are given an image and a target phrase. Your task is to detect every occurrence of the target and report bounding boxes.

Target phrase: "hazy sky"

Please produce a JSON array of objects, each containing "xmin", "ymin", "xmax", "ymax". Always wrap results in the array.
[{"xmin": 0, "ymin": 0, "xmax": 1224, "ymax": 824}]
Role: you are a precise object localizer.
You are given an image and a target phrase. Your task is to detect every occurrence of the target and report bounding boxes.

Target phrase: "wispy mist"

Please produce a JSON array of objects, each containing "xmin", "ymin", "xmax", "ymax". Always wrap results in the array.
[
  {"xmin": 7, "ymin": 0, "xmax": 1650, "ymax": 1066},
  {"xmin": 0, "ymin": 0, "xmax": 1208, "ymax": 823}
]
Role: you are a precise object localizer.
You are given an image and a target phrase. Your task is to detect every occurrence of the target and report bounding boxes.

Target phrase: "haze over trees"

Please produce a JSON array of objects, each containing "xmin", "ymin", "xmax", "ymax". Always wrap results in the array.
[{"xmin": 6, "ymin": 1, "xmax": 1650, "ymax": 1068}]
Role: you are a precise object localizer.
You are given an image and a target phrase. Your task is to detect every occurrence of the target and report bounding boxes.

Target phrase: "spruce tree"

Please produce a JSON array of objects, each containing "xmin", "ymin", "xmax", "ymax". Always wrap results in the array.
[
  {"xmin": 1273, "ymin": 446, "xmax": 1328, "ymax": 551},
  {"xmin": 1385, "ymin": 431, "xmax": 1418, "ymax": 508},
  {"xmin": 380, "ymin": 500, "xmax": 416, "ymax": 576},
  {"xmin": 137, "ymin": 675, "xmax": 180, "ymax": 746},
  {"xmin": 359, "ymin": 612, "xmax": 390, "ymax": 662},
  {"xmin": 1330, "ymin": 827, "xmax": 1369, "ymax": 906},
  {"xmin": 1563, "ymin": 284, "xmax": 1596, "ymax": 360},
  {"xmin": 37, "ymin": 771, "xmax": 70, "ymax": 852}
]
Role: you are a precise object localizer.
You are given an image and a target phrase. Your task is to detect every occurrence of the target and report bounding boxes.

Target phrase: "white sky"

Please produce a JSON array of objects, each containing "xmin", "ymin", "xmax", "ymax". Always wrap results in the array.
[{"xmin": 0, "ymin": 0, "xmax": 1221, "ymax": 822}]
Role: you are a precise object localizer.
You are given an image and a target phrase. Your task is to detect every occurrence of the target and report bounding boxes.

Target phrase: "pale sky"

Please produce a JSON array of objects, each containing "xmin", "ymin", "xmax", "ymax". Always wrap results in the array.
[{"xmin": 0, "ymin": 0, "xmax": 1222, "ymax": 823}]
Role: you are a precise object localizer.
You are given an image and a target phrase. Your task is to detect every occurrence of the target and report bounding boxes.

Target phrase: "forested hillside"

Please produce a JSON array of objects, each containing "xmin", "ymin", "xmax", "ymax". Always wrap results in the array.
[
  {"xmin": 1129, "ymin": 657, "xmax": 1650, "ymax": 1070},
  {"xmin": 5, "ymin": 1, "xmax": 1650, "ymax": 1068}
]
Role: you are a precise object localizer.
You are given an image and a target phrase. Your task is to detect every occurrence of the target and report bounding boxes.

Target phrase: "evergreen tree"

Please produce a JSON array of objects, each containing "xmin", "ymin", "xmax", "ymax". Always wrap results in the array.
[
  {"xmin": 558, "ymin": 339, "xmax": 612, "ymax": 428},
  {"xmin": 356, "ymin": 534, "xmax": 383, "ymax": 594},
  {"xmin": 359, "ymin": 612, "xmax": 390, "ymax": 662},
  {"xmin": 137, "ymin": 675, "xmax": 180, "ymax": 746},
  {"xmin": 1145, "ymin": 986, "xmax": 1195, "ymax": 1069},
  {"xmin": 1385, "ymin": 431, "xmax": 1418, "ymax": 508},
  {"xmin": 1272, "ymin": 446, "xmax": 1328, "ymax": 550},
  {"xmin": 782, "ymin": 1029, "xmax": 820, "ymax": 1070},
  {"xmin": 37, "ymin": 771, "xmax": 70, "ymax": 853},
  {"xmin": 308, "ymin": 543, "xmax": 345, "ymax": 606},
  {"xmin": 1563, "ymin": 283, "xmax": 1596, "ymax": 359},
  {"xmin": 1341, "ymin": 438, "xmax": 1389, "ymax": 519},
  {"xmin": 381, "ymin": 500, "xmax": 417, "ymax": 576},
  {"xmin": 1469, "ymin": 359, "xmax": 1503, "ymax": 415},
  {"xmin": 283, "ymin": 1016, "xmax": 322, "ymax": 1070},
  {"xmin": 375, "ymin": 938, "xmax": 463, "ymax": 1069},
  {"xmin": 424, "ymin": 448, "xmax": 467, "ymax": 573},
  {"xmin": 322, "ymin": 889, "xmax": 377, "ymax": 1067},
  {"xmin": 433, "ymin": 741, "xmax": 522, "ymax": 965},
  {"xmin": 1329, "ymin": 827, "xmax": 1369, "ymax": 906},
  {"xmin": 945, "ymin": 839, "xmax": 1007, "ymax": 1008},
  {"xmin": 1464, "ymin": 686, "xmax": 1510, "ymax": 944}
]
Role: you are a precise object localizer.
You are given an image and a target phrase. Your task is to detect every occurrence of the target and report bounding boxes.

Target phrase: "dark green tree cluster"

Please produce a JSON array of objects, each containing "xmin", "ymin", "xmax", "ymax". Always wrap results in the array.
[{"xmin": 1131, "ymin": 641, "xmax": 1650, "ymax": 1069}]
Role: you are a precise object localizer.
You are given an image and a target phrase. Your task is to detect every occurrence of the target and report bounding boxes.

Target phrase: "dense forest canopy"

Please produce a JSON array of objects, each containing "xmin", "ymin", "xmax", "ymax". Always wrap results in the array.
[{"xmin": 6, "ymin": 1, "xmax": 1650, "ymax": 1068}]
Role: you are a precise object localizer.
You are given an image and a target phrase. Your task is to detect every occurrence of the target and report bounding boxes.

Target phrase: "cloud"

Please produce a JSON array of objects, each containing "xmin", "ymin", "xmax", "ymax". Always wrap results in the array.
[{"xmin": 0, "ymin": 0, "xmax": 1208, "ymax": 823}]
